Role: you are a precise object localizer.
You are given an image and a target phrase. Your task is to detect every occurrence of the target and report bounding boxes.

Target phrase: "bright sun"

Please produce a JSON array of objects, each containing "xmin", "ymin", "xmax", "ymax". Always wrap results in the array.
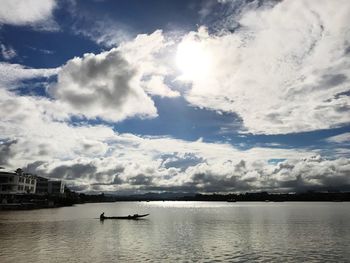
[{"xmin": 176, "ymin": 40, "xmax": 211, "ymax": 80}]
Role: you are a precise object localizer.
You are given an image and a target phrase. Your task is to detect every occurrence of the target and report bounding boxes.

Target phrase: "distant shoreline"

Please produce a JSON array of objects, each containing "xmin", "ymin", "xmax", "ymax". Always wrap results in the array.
[
  {"xmin": 2, "ymin": 200, "xmax": 349, "ymax": 212},
  {"xmin": 99, "ymin": 191, "xmax": 350, "ymax": 202},
  {"xmin": 1, "ymin": 191, "xmax": 349, "ymax": 211}
]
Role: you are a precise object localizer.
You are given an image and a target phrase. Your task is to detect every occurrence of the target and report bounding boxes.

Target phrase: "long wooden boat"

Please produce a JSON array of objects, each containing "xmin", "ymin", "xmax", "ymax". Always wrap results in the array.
[{"xmin": 100, "ymin": 214, "xmax": 149, "ymax": 220}]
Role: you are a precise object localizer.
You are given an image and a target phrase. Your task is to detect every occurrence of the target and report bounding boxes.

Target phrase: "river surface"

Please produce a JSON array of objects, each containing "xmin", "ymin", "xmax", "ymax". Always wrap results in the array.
[{"xmin": 0, "ymin": 202, "xmax": 349, "ymax": 262}]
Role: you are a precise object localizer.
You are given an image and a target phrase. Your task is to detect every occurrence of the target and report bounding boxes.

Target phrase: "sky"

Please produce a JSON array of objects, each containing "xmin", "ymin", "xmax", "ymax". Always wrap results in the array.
[{"xmin": 0, "ymin": 0, "xmax": 349, "ymax": 194}]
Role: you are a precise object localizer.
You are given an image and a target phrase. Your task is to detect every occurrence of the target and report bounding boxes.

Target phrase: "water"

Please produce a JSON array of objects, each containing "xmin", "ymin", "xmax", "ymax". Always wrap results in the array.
[{"xmin": 0, "ymin": 202, "xmax": 349, "ymax": 262}]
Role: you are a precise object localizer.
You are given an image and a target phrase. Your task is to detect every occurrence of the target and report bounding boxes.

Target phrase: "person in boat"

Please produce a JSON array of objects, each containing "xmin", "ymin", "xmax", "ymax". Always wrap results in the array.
[{"xmin": 100, "ymin": 212, "xmax": 105, "ymax": 220}]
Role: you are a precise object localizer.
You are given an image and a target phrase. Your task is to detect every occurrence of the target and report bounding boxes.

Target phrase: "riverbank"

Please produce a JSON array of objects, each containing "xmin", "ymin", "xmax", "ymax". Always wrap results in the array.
[{"xmin": 0, "ymin": 193, "xmax": 80, "ymax": 211}]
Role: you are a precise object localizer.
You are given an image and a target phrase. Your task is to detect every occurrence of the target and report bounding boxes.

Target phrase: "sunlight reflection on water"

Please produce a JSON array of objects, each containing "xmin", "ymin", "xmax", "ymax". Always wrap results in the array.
[{"xmin": 0, "ymin": 202, "xmax": 349, "ymax": 262}]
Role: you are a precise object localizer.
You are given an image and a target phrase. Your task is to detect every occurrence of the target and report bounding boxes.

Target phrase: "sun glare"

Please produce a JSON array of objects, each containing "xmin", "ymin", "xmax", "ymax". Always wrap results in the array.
[{"xmin": 176, "ymin": 40, "xmax": 211, "ymax": 80}]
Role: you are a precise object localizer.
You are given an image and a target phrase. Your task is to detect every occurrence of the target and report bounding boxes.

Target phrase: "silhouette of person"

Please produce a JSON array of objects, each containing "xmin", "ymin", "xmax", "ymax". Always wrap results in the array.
[{"xmin": 100, "ymin": 212, "xmax": 105, "ymax": 220}]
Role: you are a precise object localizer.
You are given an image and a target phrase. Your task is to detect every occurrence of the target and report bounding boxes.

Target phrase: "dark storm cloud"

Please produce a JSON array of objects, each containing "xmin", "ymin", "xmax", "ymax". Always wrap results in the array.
[
  {"xmin": 112, "ymin": 174, "xmax": 124, "ymax": 185},
  {"xmin": 234, "ymin": 160, "xmax": 246, "ymax": 173},
  {"xmin": 344, "ymin": 45, "xmax": 350, "ymax": 55},
  {"xmin": 24, "ymin": 161, "xmax": 45, "ymax": 174},
  {"xmin": 279, "ymin": 174, "xmax": 306, "ymax": 190},
  {"xmin": 43, "ymin": 163, "xmax": 127, "ymax": 184},
  {"xmin": 334, "ymin": 90, "xmax": 350, "ymax": 99},
  {"xmin": 269, "ymin": 157, "xmax": 350, "ymax": 192},
  {"xmin": 319, "ymin": 74, "xmax": 348, "ymax": 89},
  {"xmin": 47, "ymin": 163, "xmax": 98, "ymax": 180},
  {"xmin": 188, "ymin": 172, "xmax": 252, "ymax": 193},
  {"xmin": 128, "ymin": 174, "xmax": 153, "ymax": 186},
  {"xmin": 272, "ymin": 162, "xmax": 295, "ymax": 174},
  {"xmin": 280, "ymin": 175, "xmax": 350, "ymax": 192},
  {"xmin": 24, "ymin": 158, "xmax": 129, "ymax": 186},
  {"xmin": 90, "ymin": 167, "xmax": 126, "ymax": 185},
  {"xmin": 21, "ymin": 155, "xmax": 350, "ymax": 194},
  {"xmin": 161, "ymin": 153, "xmax": 205, "ymax": 171},
  {"xmin": 287, "ymin": 73, "xmax": 348, "ymax": 100}
]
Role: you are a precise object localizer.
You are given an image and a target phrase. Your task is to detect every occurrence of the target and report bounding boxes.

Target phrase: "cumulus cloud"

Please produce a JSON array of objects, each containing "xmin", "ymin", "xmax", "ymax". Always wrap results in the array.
[
  {"xmin": 179, "ymin": 0, "xmax": 350, "ymax": 134},
  {"xmin": 1, "ymin": 87, "xmax": 348, "ymax": 193},
  {"xmin": 51, "ymin": 49, "xmax": 157, "ymax": 121},
  {"xmin": 4, "ymin": 87, "xmax": 335, "ymax": 194},
  {"xmin": 269, "ymin": 156, "xmax": 350, "ymax": 192},
  {"xmin": 118, "ymin": 30, "xmax": 173, "ymax": 76},
  {"xmin": 142, "ymin": 75, "xmax": 179, "ymax": 97},
  {"xmin": 0, "ymin": 89, "xmax": 113, "ymax": 164},
  {"xmin": 0, "ymin": 0, "xmax": 58, "ymax": 30},
  {"xmin": 2, "ymin": 108, "xmax": 331, "ymax": 193},
  {"xmin": 51, "ymin": 30, "xmax": 177, "ymax": 121},
  {"xmin": 0, "ymin": 30, "xmax": 176, "ymax": 122},
  {"xmin": 26, "ymin": 150, "xmax": 350, "ymax": 194}
]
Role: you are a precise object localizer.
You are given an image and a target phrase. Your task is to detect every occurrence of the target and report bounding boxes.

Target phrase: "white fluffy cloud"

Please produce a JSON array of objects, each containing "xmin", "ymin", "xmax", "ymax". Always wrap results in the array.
[
  {"xmin": 0, "ymin": 62, "xmax": 59, "ymax": 87},
  {"xmin": 51, "ymin": 30, "xmax": 179, "ymax": 122},
  {"xmin": 21, "ymin": 143, "xmax": 350, "ymax": 193},
  {"xmin": 179, "ymin": 0, "xmax": 350, "ymax": 134},
  {"xmin": 51, "ymin": 49, "xmax": 157, "ymax": 122},
  {"xmin": 0, "ymin": 0, "xmax": 57, "ymax": 30},
  {"xmin": 118, "ymin": 30, "xmax": 173, "ymax": 76},
  {"xmin": 142, "ymin": 75, "xmax": 180, "ymax": 97},
  {"xmin": 1, "ymin": 86, "xmax": 349, "ymax": 193}
]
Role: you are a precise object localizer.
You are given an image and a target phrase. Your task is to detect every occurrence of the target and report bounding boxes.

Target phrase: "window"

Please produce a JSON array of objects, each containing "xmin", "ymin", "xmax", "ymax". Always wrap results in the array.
[{"xmin": 0, "ymin": 177, "xmax": 8, "ymax": 183}]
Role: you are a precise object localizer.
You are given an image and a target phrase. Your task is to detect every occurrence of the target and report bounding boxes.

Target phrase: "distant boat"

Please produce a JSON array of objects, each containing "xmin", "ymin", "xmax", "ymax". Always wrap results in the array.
[
  {"xmin": 100, "ymin": 214, "xmax": 149, "ymax": 220},
  {"xmin": 227, "ymin": 199, "xmax": 236, "ymax": 202}
]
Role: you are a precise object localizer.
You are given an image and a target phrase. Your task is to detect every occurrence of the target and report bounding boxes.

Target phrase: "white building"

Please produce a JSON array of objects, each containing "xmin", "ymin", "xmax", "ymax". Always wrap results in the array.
[
  {"xmin": 0, "ymin": 169, "xmax": 65, "ymax": 195},
  {"xmin": 0, "ymin": 170, "xmax": 37, "ymax": 194},
  {"xmin": 48, "ymin": 180, "xmax": 65, "ymax": 194},
  {"xmin": 36, "ymin": 176, "xmax": 65, "ymax": 195},
  {"xmin": 35, "ymin": 176, "xmax": 49, "ymax": 194}
]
